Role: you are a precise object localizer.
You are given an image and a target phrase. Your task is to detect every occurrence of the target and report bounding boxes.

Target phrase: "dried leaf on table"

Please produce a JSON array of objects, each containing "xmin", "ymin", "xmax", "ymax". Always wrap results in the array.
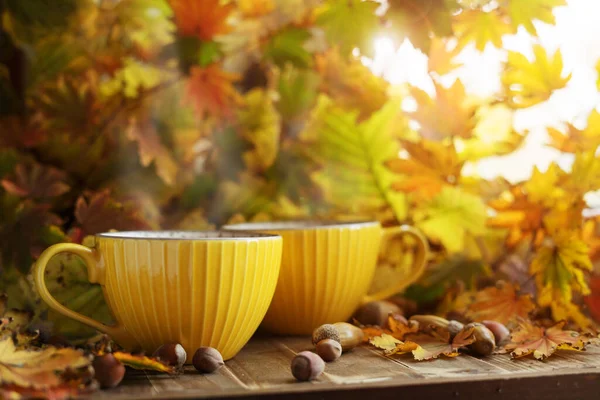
[
  {"xmin": 465, "ymin": 282, "xmax": 536, "ymax": 325},
  {"xmin": 505, "ymin": 320, "xmax": 587, "ymax": 360},
  {"xmin": 113, "ymin": 352, "xmax": 175, "ymax": 374}
]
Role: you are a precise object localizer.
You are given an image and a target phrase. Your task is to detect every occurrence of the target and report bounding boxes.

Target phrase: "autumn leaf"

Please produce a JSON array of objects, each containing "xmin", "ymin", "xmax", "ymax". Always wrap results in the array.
[
  {"xmin": 1, "ymin": 163, "xmax": 69, "ymax": 201},
  {"xmin": 370, "ymin": 334, "xmax": 407, "ymax": 354},
  {"xmin": 113, "ymin": 351, "xmax": 175, "ymax": 374},
  {"xmin": 238, "ymin": 0, "xmax": 275, "ymax": 17},
  {"xmin": 453, "ymin": 10, "xmax": 513, "ymax": 51},
  {"xmin": 413, "ymin": 186, "xmax": 487, "ymax": 253},
  {"xmin": 0, "ymin": 336, "xmax": 91, "ymax": 389},
  {"xmin": 387, "ymin": 139, "xmax": 463, "ymax": 199},
  {"xmin": 503, "ymin": 0, "xmax": 566, "ymax": 36},
  {"xmin": 505, "ymin": 320, "xmax": 586, "ymax": 360},
  {"xmin": 427, "ymin": 37, "xmax": 463, "ymax": 75},
  {"xmin": 184, "ymin": 65, "xmax": 241, "ymax": 119},
  {"xmin": 302, "ymin": 96, "xmax": 407, "ymax": 222},
  {"xmin": 238, "ymin": 89, "xmax": 280, "ymax": 172},
  {"xmin": 502, "ymin": 45, "xmax": 571, "ymax": 108},
  {"xmin": 523, "ymin": 164, "xmax": 566, "ymax": 207},
  {"xmin": 315, "ymin": 0, "xmax": 381, "ymax": 56},
  {"xmin": 410, "ymin": 79, "xmax": 476, "ymax": 140},
  {"xmin": 264, "ymin": 28, "xmax": 313, "ymax": 68},
  {"xmin": 566, "ymin": 150, "xmax": 600, "ymax": 195},
  {"xmin": 74, "ymin": 190, "xmax": 150, "ymax": 236},
  {"xmin": 531, "ymin": 231, "xmax": 592, "ymax": 309},
  {"xmin": 547, "ymin": 110, "xmax": 600, "ymax": 153},
  {"xmin": 361, "ymin": 315, "xmax": 419, "ymax": 341},
  {"xmin": 168, "ymin": 0, "xmax": 233, "ymax": 40},
  {"xmin": 125, "ymin": 112, "xmax": 178, "ymax": 186},
  {"xmin": 99, "ymin": 57, "xmax": 164, "ymax": 99},
  {"xmin": 315, "ymin": 50, "xmax": 389, "ymax": 120},
  {"xmin": 465, "ymin": 282, "xmax": 535, "ymax": 325}
]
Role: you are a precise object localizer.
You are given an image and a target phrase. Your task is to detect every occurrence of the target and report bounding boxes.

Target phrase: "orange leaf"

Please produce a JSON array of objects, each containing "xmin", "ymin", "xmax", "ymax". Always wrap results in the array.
[
  {"xmin": 402, "ymin": 325, "xmax": 475, "ymax": 360},
  {"xmin": 466, "ymin": 282, "xmax": 535, "ymax": 325},
  {"xmin": 113, "ymin": 352, "xmax": 175, "ymax": 374},
  {"xmin": 505, "ymin": 320, "xmax": 587, "ymax": 360},
  {"xmin": 184, "ymin": 65, "xmax": 241, "ymax": 119},
  {"xmin": 387, "ymin": 315, "xmax": 420, "ymax": 340},
  {"xmin": 168, "ymin": 0, "xmax": 233, "ymax": 40}
]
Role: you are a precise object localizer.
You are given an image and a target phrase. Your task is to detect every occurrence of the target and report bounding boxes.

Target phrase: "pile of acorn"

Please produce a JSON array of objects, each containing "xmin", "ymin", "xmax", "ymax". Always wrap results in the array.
[{"xmin": 93, "ymin": 345, "xmax": 225, "ymax": 388}]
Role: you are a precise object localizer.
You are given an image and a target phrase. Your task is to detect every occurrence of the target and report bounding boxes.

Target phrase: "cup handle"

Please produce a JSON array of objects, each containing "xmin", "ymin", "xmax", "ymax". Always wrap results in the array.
[
  {"xmin": 33, "ymin": 243, "xmax": 132, "ymax": 344},
  {"xmin": 362, "ymin": 225, "xmax": 429, "ymax": 304}
]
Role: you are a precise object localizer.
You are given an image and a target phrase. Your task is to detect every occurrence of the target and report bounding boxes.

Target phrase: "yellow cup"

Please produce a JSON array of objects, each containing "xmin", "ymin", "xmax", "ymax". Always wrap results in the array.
[
  {"xmin": 33, "ymin": 231, "xmax": 282, "ymax": 361},
  {"xmin": 223, "ymin": 221, "xmax": 428, "ymax": 335}
]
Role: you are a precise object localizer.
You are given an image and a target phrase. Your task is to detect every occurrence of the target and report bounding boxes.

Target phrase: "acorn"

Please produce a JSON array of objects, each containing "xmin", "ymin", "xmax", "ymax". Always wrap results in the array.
[
  {"xmin": 482, "ymin": 320, "xmax": 510, "ymax": 344},
  {"xmin": 465, "ymin": 322, "xmax": 496, "ymax": 356},
  {"xmin": 291, "ymin": 351, "xmax": 325, "ymax": 381},
  {"xmin": 312, "ymin": 324, "xmax": 340, "ymax": 346},
  {"xmin": 447, "ymin": 320, "xmax": 465, "ymax": 340},
  {"xmin": 153, "ymin": 343, "xmax": 187, "ymax": 368},
  {"xmin": 93, "ymin": 354, "xmax": 125, "ymax": 389},
  {"xmin": 409, "ymin": 315, "xmax": 450, "ymax": 331},
  {"xmin": 315, "ymin": 339, "xmax": 342, "ymax": 362},
  {"xmin": 333, "ymin": 322, "xmax": 364, "ymax": 352},
  {"xmin": 353, "ymin": 301, "xmax": 402, "ymax": 327},
  {"xmin": 192, "ymin": 347, "xmax": 224, "ymax": 373}
]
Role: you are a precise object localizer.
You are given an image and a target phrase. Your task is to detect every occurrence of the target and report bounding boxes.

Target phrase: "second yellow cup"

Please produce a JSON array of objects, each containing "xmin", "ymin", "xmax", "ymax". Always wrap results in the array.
[{"xmin": 223, "ymin": 221, "xmax": 428, "ymax": 335}]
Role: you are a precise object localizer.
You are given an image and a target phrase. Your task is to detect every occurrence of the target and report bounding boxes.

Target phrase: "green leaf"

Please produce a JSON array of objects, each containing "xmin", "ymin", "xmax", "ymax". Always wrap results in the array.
[
  {"xmin": 264, "ymin": 28, "xmax": 313, "ymax": 68},
  {"xmin": 413, "ymin": 186, "xmax": 487, "ymax": 252},
  {"xmin": 303, "ymin": 95, "xmax": 407, "ymax": 221},
  {"xmin": 316, "ymin": 0, "xmax": 381, "ymax": 56},
  {"xmin": 277, "ymin": 65, "xmax": 319, "ymax": 120}
]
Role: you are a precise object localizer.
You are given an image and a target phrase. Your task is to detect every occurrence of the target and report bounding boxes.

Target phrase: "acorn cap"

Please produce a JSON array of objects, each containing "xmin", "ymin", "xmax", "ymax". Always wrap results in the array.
[{"xmin": 312, "ymin": 324, "xmax": 340, "ymax": 345}]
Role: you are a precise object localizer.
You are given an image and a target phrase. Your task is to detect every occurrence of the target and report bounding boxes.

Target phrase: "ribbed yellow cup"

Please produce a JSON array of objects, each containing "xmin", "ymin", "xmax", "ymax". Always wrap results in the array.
[{"xmin": 33, "ymin": 231, "xmax": 282, "ymax": 361}]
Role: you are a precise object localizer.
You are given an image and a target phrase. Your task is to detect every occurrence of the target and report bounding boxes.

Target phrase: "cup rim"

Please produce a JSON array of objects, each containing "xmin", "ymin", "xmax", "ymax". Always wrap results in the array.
[
  {"xmin": 96, "ymin": 230, "xmax": 281, "ymax": 241},
  {"xmin": 222, "ymin": 220, "xmax": 380, "ymax": 231}
]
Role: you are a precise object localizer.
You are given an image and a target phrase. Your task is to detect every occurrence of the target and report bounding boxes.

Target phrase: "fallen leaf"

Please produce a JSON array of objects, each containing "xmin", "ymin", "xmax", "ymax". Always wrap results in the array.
[
  {"xmin": 413, "ymin": 186, "xmax": 487, "ymax": 253},
  {"xmin": 369, "ymin": 333, "xmax": 404, "ymax": 353},
  {"xmin": 403, "ymin": 325, "xmax": 475, "ymax": 360},
  {"xmin": 113, "ymin": 352, "xmax": 175, "ymax": 374},
  {"xmin": 465, "ymin": 282, "xmax": 535, "ymax": 325},
  {"xmin": 502, "ymin": 45, "xmax": 571, "ymax": 108},
  {"xmin": 168, "ymin": 0, "xmax": 234, "ymax": 40},
  {"xmin": 184, "ymin": 65, "xmax": 241, "ymax": 119},
  {"xmin": 505, "ymin": 320, "xmax": 586, "ymax": 360}
]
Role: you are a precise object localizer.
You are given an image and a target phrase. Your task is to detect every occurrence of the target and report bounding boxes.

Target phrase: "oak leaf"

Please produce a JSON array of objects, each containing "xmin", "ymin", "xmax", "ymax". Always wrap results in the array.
[
  {"xmin": 413, "ymin": 186, "xmax": 487, "ymax": 253},
  {"xmin": 453, "ymin": 10, "xmax": 513, "ymax": 51},
  {"xmin": 410, "ymin": 80, "xmax": 476, "ymax": 140},
  {"xmin": 465, "ymin": 282, "xmax": 535, "ymax": 325},
  {"xmin": 503, "ymin": 0, "xmax": 566, "ymax": 36},
  {"xmin": 1, "ymin": 163, "xmax": 69, "ymax": 201},
  {"xmin": 74, "ymin": 190, "xmax": 150, "ymax": 236},
  {"xmin": 505, "ymin": 320, "xmax": 586, "ymax": 360},
  {"xmin": 184, "ymin": 65, "xmax": 241, "ymax": 119},
  {"xmin": 387, "ymin": 139, "xmax": 463, "ymax": 199},
  {"xmin": 168, "ymin": 0, "xmax": 233, "ymax": 40},
  {"xmin": 502, "ymin": 45, "xmax": 571, "ymax": 108}
]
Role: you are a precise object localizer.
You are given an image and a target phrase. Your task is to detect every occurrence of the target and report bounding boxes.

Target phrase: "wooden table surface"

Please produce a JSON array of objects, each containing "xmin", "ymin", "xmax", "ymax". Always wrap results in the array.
[{"xmin": 93, "ymin": 335, "xmax": 600, "ymax": 399}]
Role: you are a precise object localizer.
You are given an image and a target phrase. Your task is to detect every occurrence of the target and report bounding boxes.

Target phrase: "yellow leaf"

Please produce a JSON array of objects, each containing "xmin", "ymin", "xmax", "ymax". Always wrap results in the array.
[
  {"xmin": 502, "ymin": 45, "xmax": 571, "ymax": 108},
  {"xmin": 531, "ymin": 231, "xmax": 592, "ymax": 308},
  {"xmin": 369, "ymin": 334, "xmax": 403, "ymax": 353},
  {"xmin": 410, "ymin": 79, "xmax": 476, "ymax": 139},
  {"xmin": 238, "ymin": 0, "xmax": 275, "ymax": 17},
  {"xmin": 113, "ymin": 351, "xmax": 175, "ymax": 374},
  {"xmin": 303, "ymin": 96, "xmax": 407, "ymax": 221},
  {"xmin": 453, "ymin": 10, "xmax": 513, "ymax": 51},
  {"xmin": 99, "ymin": 57, "xmax": 164, "ymax": 99},
  {"xmin": 238, "ymin": 89, "xmax": 281, "ymax": 172},
  {"xmin": 547, "ymin": 110, "xmax": 600, "ymax": 153},
  {"xmin": 504, "ymin": 0, "xmax": 566, "ymax": 36},
  {"xmin": 566, "ymin": 150, "xmax": 600, "ymax": 194},
  {"xmin": 523, "ymin": 164, "xmax": 566, "ymax": 206},
  {"xmin": 427, "ymin": 37, "xmax": 462, "ymax": 75},
  {"xmin": 414, "ymin": 186, "xmax": 487, "ymax": 253}
]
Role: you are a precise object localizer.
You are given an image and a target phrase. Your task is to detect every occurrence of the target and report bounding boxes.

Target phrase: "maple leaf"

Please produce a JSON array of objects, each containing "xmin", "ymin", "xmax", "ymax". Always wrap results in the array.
[
  {"xmin": 503, "ymin": 0, "xmax": 566, "ymax": 36},
  {"xmin": 264, "ymin": 28, "xmax": 313, "ymax": 68},
  {"xmin": 361, "ymin": 315, "xmax": 420, "ymax": 341},
  {"xmin": 168, "ymin": 0, "xmax": 233, "ymax": 40},
  {"xmin": 238, "ymin": 0, "xmax": 275, "ymax": 17},
  {"xmin": 387, "ymin": 139, "xmax": 463, "ymax": 200},
  {"xmin": 547, "ymin": 111, "xmax": 600, "ymax": 153},
  {"xmin": 453, "ymin": 9, "xmax": 513, "ymax": 51},
  {"xmin": 523, "ymin": 164, "xmax": 566, "ymax": 207},
  {"xmin": 0, "ymin": 336, "xmax": 91, "ymax": 390},
  {"xmin": 410, "ymin": 80, "xmax": 476, "ymax": 140},
  {"xmin": 302, "ymin": 96, "xmax": 407, "ymax": 221},
  {"xmin": 413, "ymin": 186, "xmax": 487, "ymax": 253},
  {"xmin": 315, "ymin": 0, "xmax": 381, "ymax": 56},
  {"xmin": 465, "ymin": 281, "xmax": 535, "ymax": 325},
  {"xmin": 125, "ymin": 111, "xmax": 178, "ymax": 186},
  {"xmin": 1, "ymin": 163, "xmax": 69, "ymax": 201},
  {"xmin": 238, "ymin": 89, "xmax": 281, "ymax": 173},
  {"xmin": 502, "ymin": 45, "xmax": 571, "ymax": 108},
  {"xmin": 184, "ymin": 65, "xmax": 241, "ymax": 119},
  {"xmin": 277, "ymin": 65, "xmax": 319, "ymax": 120},
  {"xmin": 385, "ymin": 0, "xmax": 454, "ymax": 53},
  {"xmin": 531, "ymin": 231, "xmax": 592, "ymax": 309},
  {"xmin": 427, "ymin": 37, "xmax": 462, "ymax": 75},
  {"xmin": 565, "ymin": 150, "xmax": 600, "ymax": 195},
  {"xmin": 99, "ymin": 57, "xmax": 165, "ymax": 99},
  {"xmin": 505, "ymin": 320, "xmax": 586, "ymax": 360},
  {"xmin": 74, "ymin": 190, "xmax": 150, "ymax": 236},
  {"xmin": 315, "ymin": 50, "xmax": 389, "ymax": 120},
  {"xmin": 113, "ymin": 351, "xmax": 175, "ymax": 374}
]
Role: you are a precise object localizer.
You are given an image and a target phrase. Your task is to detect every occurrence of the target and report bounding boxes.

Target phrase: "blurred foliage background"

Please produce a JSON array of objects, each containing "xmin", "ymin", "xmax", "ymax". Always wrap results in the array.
[{"xmin": 1, "ymin": 0, "xmax": 599, "ymax": 340}]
